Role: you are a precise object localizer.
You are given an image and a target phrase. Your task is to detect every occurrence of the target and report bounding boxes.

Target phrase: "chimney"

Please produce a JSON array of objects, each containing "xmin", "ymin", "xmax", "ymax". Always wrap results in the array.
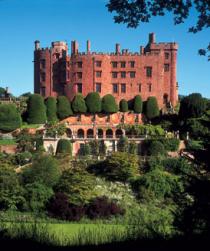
[
  {"xmin": 35, "ymin": 40, "xmax": 40, "ymax": 50},
  {"xmin": 115, "ymin": 43, "xmax": 120, "ymax": 54},
  {"xmin": 87, "ymin": 40, "xmax": 91, "ymax": 54},
  {"xmin": 71, "ymin": 40, "xmax": 79, "ymax": 54},
  {"xmin": 149, "ymin": 33, "xmax": 155, "ymax": 44},
  {"xmin": 140, "ymin": 46, "xmax": 144, "ymax": 54}
]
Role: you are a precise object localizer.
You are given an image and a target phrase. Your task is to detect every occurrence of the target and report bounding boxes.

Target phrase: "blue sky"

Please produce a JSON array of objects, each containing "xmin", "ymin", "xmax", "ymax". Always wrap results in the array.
[{"xmin": 0, "ymin": 0, "xmax": 209, "ymax": 97}]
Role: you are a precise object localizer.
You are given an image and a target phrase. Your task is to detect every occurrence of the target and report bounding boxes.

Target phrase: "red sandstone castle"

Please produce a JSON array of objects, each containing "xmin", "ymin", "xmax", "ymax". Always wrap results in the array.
[{"xmin": 34, "ymin": 33, "xmax": 178, "ymax": 109}]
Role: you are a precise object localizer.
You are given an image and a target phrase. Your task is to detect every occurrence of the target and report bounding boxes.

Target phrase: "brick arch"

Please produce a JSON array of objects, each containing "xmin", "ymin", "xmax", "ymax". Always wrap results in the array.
[{"xmin": 77, "ymin": 129, "xmax": 85, "ymax": 138}]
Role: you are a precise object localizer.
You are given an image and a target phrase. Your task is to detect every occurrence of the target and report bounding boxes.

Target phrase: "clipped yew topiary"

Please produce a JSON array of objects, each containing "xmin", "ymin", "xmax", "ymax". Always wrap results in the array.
[
  {"xmin": 120, "ymin": 99, "xmax": 128, "ymax": 112},
  {"xmin": 27, "ymin": 94, "xmax": 47, "ymax": 124},
  {"xmin": 0, "ymin": 104, "xmax": 22, "ymax": 132},
  {"xmin": 57, "ymin": 96, "xmax": 73, "ymax": 120},
  {"xmin": 145, "ymin": 96, "xmax": 160, "ymax": 120},
  {"xmin": 85, "ymin": 92, "xmax": 101, "ymax": 113},
  {"xmin": 102, "ymin": 94, "xmax": 118, "ymax": 113},
  {"xmin": 72, "ymin": 94, "xmax": 87, "ymax": 113},
  {"xmin": 56, "ymin": 139, "xmax": 72, "ymax": 155},
  {"xmin": 45, "ymin": 97, "xmax": 57, "ymax": 122},
  {"xmin": 133, "ymin": 95, "xmax": 143, "ymax": 113}
]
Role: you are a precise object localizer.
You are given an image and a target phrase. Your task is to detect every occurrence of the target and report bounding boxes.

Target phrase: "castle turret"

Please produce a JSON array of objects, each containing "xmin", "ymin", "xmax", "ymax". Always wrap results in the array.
[{"xmin": 35, "ymin": 40, "xmax": 40, "ymax": 50}]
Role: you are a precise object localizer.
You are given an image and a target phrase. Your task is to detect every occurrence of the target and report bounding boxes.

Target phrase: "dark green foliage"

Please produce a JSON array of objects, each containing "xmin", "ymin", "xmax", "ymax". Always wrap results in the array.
[
  {"xmin": 86, "ymin": 196, "xmax": 125, "ymax": 219},
  {"xmin": 162, "ymin": 158, "xmax": 193, "ymax": 176},
  {"xmin": 102, "ymin": 94, "xmax": 118, "ymax": 113},
  {"xmin": 85, "ymin": 92, "xmax": 101, "ymax": 113},
  {"xmin": 159, "ymin": 138, "xmax": 180, "ymax": 151},
  {"xmin": 145, "ymin": 96, "xmax": 159, "ymax": 120},
  {"xmin": 79, "ymin": 143, "xmax": 91, "ymax": 156},
  {"xmin": 27, "ymin": 94, "xmax": 47, "ymax": 124},
  {"xmin": 22, "ymin": 155, "xmax": 61, "ymax": 188},
  {"xmin": 45, "ymin": 97, "xmax": 57, "ymax": 122},
  {"xmin": 133, "ymin": 95, "xmax": 143, "ymax": 113},
  {"xmin": 129, "ymin": 141, "xmax": 138, "ymax": 154},
  {"xmin": 72, "ymin": 94, "xmax": 87, "ymax": 113},
  {"xmin": 119, "ymin": 99, "xmax": 128, "ymax": 112},
  {"xmin": 99, "ymin": 152, "xmax": 139, "ymax": 182},
  {"xmin": 186, "ymin": 118, "xmax": 209, "ymax": 139},
  {"xmin": 89, "ymin": 140, "xmax": 100, "ymax": 155},
  {"xmin": 117, "ymin": 136, "xmax": 129, "ymax": 152},
  {"xmin": 0, "ymin": 104, "xmax": 22, "ymax": 132},
  {"xmin": 57, "ymin": 96, "xmax": 73, "ymax": 120},
  {"xmin": 24, "ymin": 182, "xmax": 53, "ymax": 212},
  {"xmin": 55, "ymin": 169, "xmax": 95, "ymax": 204},
  {"xmin": 0, "ymin": 87, "xmax": 5, "ymax": 97},
  {"xmin": 0, "ymin": 165, "xmax": 25, "ymax": 210},
  {"xmin": 14, "ymin": 151, "xmax": 32, "ymax": 165},
  {"xmin": 147, "ymin": 140, "xmax": 166, "ymax": 156},
  {"xmin": 179, "ymin": 93, "xmax": 207, "ymax": 119},
  {"xmin": 56, "ymin": 139, "xmax": 72, "ymax": 156}
]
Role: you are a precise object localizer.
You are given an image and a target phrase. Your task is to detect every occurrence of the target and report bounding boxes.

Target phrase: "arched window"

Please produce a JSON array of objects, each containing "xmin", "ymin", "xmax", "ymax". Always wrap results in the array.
[
  {"xmin": 106, "ymin": 129, "xmax": 113, "ymax": 139},
  {"xmin": 66, "ymin": 128, "xmax": 72, "ymax": 138},
  {"xmin": 77, "ymin": 129, "xmax": 84, "ymax": 138},
  {"xmin": 98, "ymin": 129, "xmax": 104, "ymax": 138},
  {"xmin": 87, "ymin": 129, "xmax": 94, "ymax": 138},
  {"xmin": 116, "ymin": 129, "xmax": 123, "ymax": 138}
]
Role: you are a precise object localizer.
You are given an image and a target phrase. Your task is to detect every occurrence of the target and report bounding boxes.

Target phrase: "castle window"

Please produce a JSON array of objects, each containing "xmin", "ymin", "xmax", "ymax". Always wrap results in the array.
[
  {"xmin": 148, "ymin": 83, "xmax": 152, "ymax": 92},
  {"xmin": 96, "ymin": 83, "xmax": 101, "ymax": 93},
  {"xmin": 96, "ymin": 61, "xmax": 102, "ymax": 67},
  {"xmin": 55, "ymin": 53, "xmax": 60, "ymax": 59},
  {"xmin": 96, "ymin": 71, "xmax": 102, "ymax": 77},
  {"xmin": 112, "ymin": 61, "xmax": 118, "ymax": 68},
  {"xmin": 40, "ymin": 59, "xmax": 46, "ymax": 69},
  {"xmin": 113, "ymin": 83, "xmax": 118, "ymax": 93},
  {"xmin": 77, "ymin": 61, "xmax": 82, "ymax": 68},
  {"xmin": 121, "ymin": 61, "xmax": 126, "ymax": 68},
  {"xmin": 130, "ymin": 61, "xmax": 135, "ymax": 68},
  {"xmin": 77, "ymin": 72, "xmax": 82, "ymax": 79},
  {"xmin": 146, "ymin": 67, "xmax": 152, "ymax": 77},
  {"xmin": 138, "ymin": 83, "xmax": 142, "ymax": 92},
  {"xmin": 121, "ymin": 71, "xmax": 126, "ymax": 78},
  {"xmin": 41, "ymin": 87, "xmax": 46, "ymax": 96},
  {"xmin": 112, "ymin": 72, "xmax": 118, "ymax": 78},
  {"xmin": 121, "ymin": 83, "xmax": 126, "ymax": 93},
  {"xmin": 164, "ymin": 64, "xmax": 170, "ymax": 72},
  {"xmin": 41, "ymin": 72, "xmax": 45, "ymax": 82},
  {"xmin": 130, "ymin": 71, "xmax": 136, "ymax": 78},
  {"xmin": 77, "ymin": 83, "xmax": 82, "ymax": 93},
  {"xmin": 165, "ymin": 53, "xmax": 169, "ymax": 59}
]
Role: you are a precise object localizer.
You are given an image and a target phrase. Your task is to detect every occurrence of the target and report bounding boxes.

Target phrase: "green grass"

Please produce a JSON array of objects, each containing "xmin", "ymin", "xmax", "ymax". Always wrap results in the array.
[
  {"xmin": 21, "ymin": 123, "xmax": 41, "ymax": 129},
  {"xmin": 0, "ymin": 139, "xmax": 16, "ymax": 145}
]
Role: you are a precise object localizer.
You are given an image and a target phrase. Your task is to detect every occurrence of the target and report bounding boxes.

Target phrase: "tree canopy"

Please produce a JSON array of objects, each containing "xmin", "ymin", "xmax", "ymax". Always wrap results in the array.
[
  {"xmin": 72, "ymin": 94, "xmax": 87, "ymax": 113},
  {"xmin": 85, "ymin": 92, "xmax": 102, "ymax": 113},
  {"xmin": 107, "ymin": 0, "xmax": 210, "ymax": 60},
  {"xmin": 102, "ymin": 94, "xmax": 118, "ymax": 113},
  {"xmin": 45, "ymin": 97, "xmax": 58, "ymax": 122},
  {"xmin": 57, "ymin": 96, "xmax": 73, "ymax": 120}
]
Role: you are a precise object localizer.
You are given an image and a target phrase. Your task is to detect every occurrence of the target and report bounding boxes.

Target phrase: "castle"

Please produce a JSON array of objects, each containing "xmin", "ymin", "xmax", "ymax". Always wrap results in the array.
[
  {"xmin": 34, "ymin": 33, "xmax": 178, "ymax": 155},
  {"xmin": 34, "ymin": 33, "xmax": 178, "ymax": 109}
]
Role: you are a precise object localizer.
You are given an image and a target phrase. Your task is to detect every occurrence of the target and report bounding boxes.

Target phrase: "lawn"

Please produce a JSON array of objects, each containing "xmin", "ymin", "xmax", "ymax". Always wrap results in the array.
[{"xmin": 0, "ymin": 139, "xmax": 16, "ymax": 145}]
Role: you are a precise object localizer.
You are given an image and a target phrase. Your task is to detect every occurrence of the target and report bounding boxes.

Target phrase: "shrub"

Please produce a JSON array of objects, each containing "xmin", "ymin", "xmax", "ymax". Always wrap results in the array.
[
  {"xmin": 27, "ymin": 94, "xmax": 47, "ymax": 124},
  {"xmin": 117, "ymin": 136, "xmax": 129, "ymax": 152},
  {"xmin": 102, "ymin": 94, "xmax": 118, "ymax": 113},
  {"xmin": 45, "ymin": 97, "xmax": 57, "ymax": 122},
  {"xmin": 15, "ymin": 151, "xmax": 32, "ymax": 165},
  {"xmin": 133, "ymin": 95, "xmax": 143, "ymax": 113},
  {"xmin": 47, "ymin": 192, "xmax": 85, "ymax": 221},
  {"xmin": 119, "ymin": 99, "xmax": 128, "ymax": 112},
  {"xmin": 21, "ymin": 155, "xmax": 61, "ymax": 188},
  {"xmin": 56, "ymin": 139, "xmax": 72, "ymax": 156},
  {"xmin": 179, "ymin": 93, "xmax": 207, "ymax": 119},
  {"xmin": 145, "ymin": 96, "xmax": 159, "ymax": 120},
  {"xmin": 0, "ymin": 104, "xmax": 22, "ymax": 132},
  {"xmin": 72, "ymin": 94, "xmax": 87, "ymax": 113},
  {"xmin": 129, "ymin": 141, "xmax": 138, "ymax": 154},
  {"xmin": 85, "ymin": 92, "xmax": 101, "ymax": 113},
  {"xmin": 57, "ymin": 96, "xmax": 73, "ymax": 120},
  {"xmin": 162, "ymin": 158, "xmax": 193, "ymax": 175},
  {"xmin": 147, "ymin": 140, "xmax": 166, "ymax": 156},
  {"xmin": 86, "ymin": 196, "xmax": 125, "ymax": 219},
  {"xmin": 159, "ymin": 138, "xmax": 180, "ymax": 151}
]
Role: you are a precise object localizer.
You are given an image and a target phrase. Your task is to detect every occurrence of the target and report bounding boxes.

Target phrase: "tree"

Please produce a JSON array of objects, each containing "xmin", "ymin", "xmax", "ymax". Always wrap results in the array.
[
  {"xmin": 179, "ymin": 93, "xmax": 207, "ymax": 119},
  {"xmin": 85, "ymin": 92, "xmax": 101, "ymax": 113},
  {"xmin": 129, "ymin": 141, "xmax": 138, "ymax": 154},
  {"xmin": 107, "ymin": 0, "xmax": 210, "ymax": 60},
  {"xmin": 27, "ymin": 94, "xmax": 47, "ymax": 124},
  {"xmin": 147, "ymin": 140, "xmax": 166, "ymax": 156},
  {"xmin": 133, "ymin": 95, "xmax": 143, "ymax": 113},
  {"xmin": 145, "ymin": 96, "xmax": 159, "ymax": 120},
  {"xmin": 102, "ymin": 94, "xmax": 118, "ymax": 113},
  {"xmin": 22, "ymin": 155, "xmax": 61, "ymax": 188},
  {"xmin": 45, "ymin": 97, "xmax": 57, "ymax": 122},
  {"xmin": 0, "ymin": 87, "xmax": 5, "ymax": 97},
  {"xmin": 0, "ymin": 165, "xmax": 25, "ymax": 210},
  {"xmin": 0, "ymin": 104, "xmax": 22, "ymax": 132},
  {"xmin": 117, "ymin": 136, "xmax": 129, "ymax": 152},
  {"xmin": 56, "ymin": 139, "xmax": 72, "ymax": 156},
  {"xmin": 72, "ymin": 94, "xmax": 87, "ymax": 113},
  {"xmin": 102, "ymin": 152, "xmax": 139, "ymax": 182},
  {"xmin": 57, "ymin": 96, "xmax": 73, "ymax": 120},
  {"xmin": 119, "ymin": 99, "xmax": 128, "ymax": 112}
]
